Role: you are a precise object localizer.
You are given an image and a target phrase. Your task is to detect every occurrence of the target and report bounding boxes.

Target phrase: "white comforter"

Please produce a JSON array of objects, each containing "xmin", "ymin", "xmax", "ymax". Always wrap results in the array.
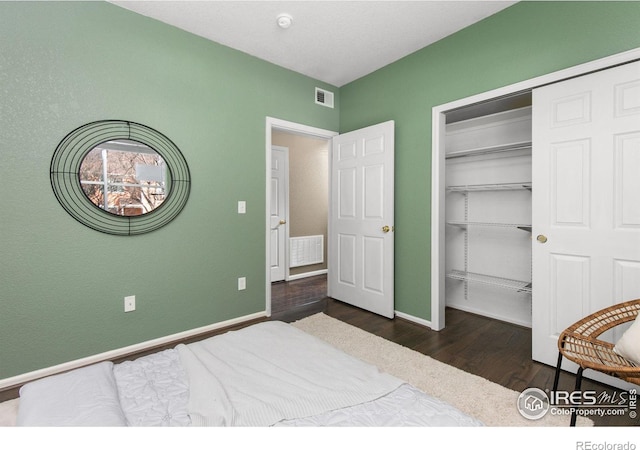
[
  {"xmin": 277, "ymin": 383, "xmax": 482, "ymax": 427},
  {"xmin": 176, "ymin": 321, "xmax": 404, "ymax": 426}
]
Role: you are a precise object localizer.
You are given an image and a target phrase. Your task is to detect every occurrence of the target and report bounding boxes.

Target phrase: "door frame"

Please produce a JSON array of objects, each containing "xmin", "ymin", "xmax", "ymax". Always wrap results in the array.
[
  {"xmin": 265, "ymin": 117, "xmax": 338, "ymax": 316},
  {"xmin": 430, "ymin": 47, "xmax": 640, "ymax": 331}
]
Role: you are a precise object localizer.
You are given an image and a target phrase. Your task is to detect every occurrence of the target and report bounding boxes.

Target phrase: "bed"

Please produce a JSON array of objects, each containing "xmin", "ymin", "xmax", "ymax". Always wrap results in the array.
[{"xmin": 15, "ymin": 320, "xmax": 483, "ymax": 427}]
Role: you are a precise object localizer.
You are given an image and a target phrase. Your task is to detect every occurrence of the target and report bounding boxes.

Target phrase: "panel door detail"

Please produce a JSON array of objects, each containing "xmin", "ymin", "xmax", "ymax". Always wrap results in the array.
[
  {"xmin": 329, "ymin": 121, "xmax": 395, "ymax": 318},
  {"xmin": 270, "ymin": 146, "xmax": 288, "ymax": 282},
  {"xmin": 532, "ymin": 61, "xmax": 640, "ymax": 389}
]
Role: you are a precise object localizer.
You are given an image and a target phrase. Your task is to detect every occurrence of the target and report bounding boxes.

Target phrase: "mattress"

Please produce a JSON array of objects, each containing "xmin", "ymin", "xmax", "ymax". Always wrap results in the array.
[
  {"xmin": 16, "ymin": 321, "xmax": 483, "ymax": 427},
  {"xmin": 111, "ymin": 348, "xmax": 481, "ymax": 427},
  {"xmin": 276, "ymin": 383, "xmax": 483, "ymax": 427}
]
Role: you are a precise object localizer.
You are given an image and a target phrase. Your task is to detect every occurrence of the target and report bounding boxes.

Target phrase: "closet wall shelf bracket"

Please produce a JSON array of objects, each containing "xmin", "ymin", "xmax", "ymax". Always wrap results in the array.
[
  {"xmin": 446, "ymin": 182, "xmax": 532, "ymax": 192},
  {"xmin": 445, "ymin": 141, "xmax": 532, "ymax": 159},
  {"xmin": 447, "ymin": 221, "xmax": 532, "ymax": 232},
  {"xmin": 446, "ymin": 270, "xmax": 532, "ymax": 294}
]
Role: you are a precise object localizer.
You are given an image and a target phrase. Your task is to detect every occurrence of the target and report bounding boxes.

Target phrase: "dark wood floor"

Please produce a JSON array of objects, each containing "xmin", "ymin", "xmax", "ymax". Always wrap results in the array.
[{"xmin": 272, "ymin": 274, "xmax": 638, "ymax": 427}]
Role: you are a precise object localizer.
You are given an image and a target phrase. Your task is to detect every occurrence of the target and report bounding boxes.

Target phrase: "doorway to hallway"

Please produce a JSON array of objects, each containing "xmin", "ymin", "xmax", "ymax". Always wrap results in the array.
[{"xmin": 270, "ymin": 274, "xmax": 328, "ymax": 322}]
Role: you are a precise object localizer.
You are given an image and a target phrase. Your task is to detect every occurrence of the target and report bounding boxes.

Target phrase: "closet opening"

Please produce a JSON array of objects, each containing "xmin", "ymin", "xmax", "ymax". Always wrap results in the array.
[
  {"xmin": 431, "ymin": 47, "xmax": 640, "ymax": 335},
  {"xmin": 442, "ymin": 92, "xmax": 533, "ymax": 329}
]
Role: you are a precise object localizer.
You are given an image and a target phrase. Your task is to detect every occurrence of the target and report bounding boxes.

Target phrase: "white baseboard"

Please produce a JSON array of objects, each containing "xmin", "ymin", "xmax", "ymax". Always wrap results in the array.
[
  {"xmin": 446, "ymin": 303, "xmax": 532, "ymax": 328},
  {"xmin": 287, "ymin": 269, "xmax": 328, "ymax": 281},
  {"xmin": 0, "ymin": 311, "xmax": 266, "ymax": 391},
  {"xmin": 394, "ymin": 311, "xmax": 433, "ymax": 329}
]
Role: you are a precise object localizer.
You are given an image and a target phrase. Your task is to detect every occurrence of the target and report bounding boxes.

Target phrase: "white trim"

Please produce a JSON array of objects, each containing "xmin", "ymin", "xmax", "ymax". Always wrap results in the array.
[
  {"xmin": 288, "ymin": 268, "xmax": 328, "ymax": 281},
  {"xmin": 394, "ymin": 311, "xmax": 432, "ymax": 329},
  {"xmin": 431, "ymin": 47, "xmax": 640, "ymax": 332},
  {"xmin": 0, "ymin": 311, "xmax": 266, "ymax": 390},
  {"xmin": 430, "ymin": 109, "xmax": 447, "ymax": 331},
  {"xmin": 265, "ymin": 117, "xmax": 337, "ymax": 317},
  {"xmin": 447, "ymin": 303, "xmax": 531, "ymax": 329}
]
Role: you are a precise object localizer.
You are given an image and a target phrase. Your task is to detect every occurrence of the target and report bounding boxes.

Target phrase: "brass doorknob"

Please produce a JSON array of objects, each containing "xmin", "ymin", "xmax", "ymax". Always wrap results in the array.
[
  {"xmin": 536, "ymin": 234, "xmax": 548, "ymax": 244},
  {"xmin": 382, "ymin": 225, "xmax": 390, "ymax": 233},
  {"xmin": 279, "ymin": 219, "xmax": 286, "ymax": 225}
]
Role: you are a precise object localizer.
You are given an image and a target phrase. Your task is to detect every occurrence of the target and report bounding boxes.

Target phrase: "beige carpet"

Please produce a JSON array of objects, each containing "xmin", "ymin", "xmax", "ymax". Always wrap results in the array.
[
  {"xmin": 0, "ymin": 398, "xmax": 18, "ymax": 426},
  {"xmin": 292, "ymin": 313, "xmax": 593, "ymax": 427}
]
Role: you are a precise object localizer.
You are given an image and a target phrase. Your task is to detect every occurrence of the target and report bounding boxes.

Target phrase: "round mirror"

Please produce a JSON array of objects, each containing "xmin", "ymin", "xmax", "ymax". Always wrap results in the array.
[
  {"xmin": 51, "ymin": 121, "xmax": 190, "ymax": 235},
  {"xmin": 79, "ymin": 139, "xmax": 169, "ymax": 216}
]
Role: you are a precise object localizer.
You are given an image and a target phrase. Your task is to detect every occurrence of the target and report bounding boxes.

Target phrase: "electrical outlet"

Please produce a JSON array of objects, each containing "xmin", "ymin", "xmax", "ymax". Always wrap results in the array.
[
  {"xmin": 238, "ymin": 277, "xmax": 246, "ymax": 291},
  {"xmin": 238, "ymin": 201, "xmax": 246, "ymax": 214},
  {"xmin": 124, "ymin": 295, "xmax": 136, "ymax": 312}
]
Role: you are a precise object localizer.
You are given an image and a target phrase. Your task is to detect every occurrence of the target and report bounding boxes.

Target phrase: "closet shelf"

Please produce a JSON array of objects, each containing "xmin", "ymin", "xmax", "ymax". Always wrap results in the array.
[
  {"xmin": 447, "ymin": 221, "xmax": 532, "ymax": 232},
  {"xmin": 445, "ymin": 141, "xmax": 532, "ymax": 159},
  {"xmin": 446, "ymin": 182, "xmax": 532, "ymax": 192},
  {"xmin": 446, "ymin": 270, "xmax": 532, "ymax": 294}
]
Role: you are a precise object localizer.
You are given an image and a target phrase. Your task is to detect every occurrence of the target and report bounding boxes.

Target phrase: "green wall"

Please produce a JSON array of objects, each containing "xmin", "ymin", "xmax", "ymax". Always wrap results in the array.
[
  {"xmin": 0, "ymin": 1, "xmax": 338, "ymax": 379},
  {"xmin": 339, "ymin": 1, "xmax": 640, "ymax": 321}
]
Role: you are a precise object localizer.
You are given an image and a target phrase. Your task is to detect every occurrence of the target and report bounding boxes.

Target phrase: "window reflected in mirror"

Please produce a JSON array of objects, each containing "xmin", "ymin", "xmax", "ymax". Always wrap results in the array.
[{"xmin": 79, "ymin": 139, "xmax": 169, "ymax": 216}]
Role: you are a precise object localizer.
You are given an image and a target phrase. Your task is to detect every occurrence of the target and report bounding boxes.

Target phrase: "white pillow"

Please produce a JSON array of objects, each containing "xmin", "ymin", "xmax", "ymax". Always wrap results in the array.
[
  {"xmin": 614, "ymin": 314, "xmax": 640, "ymax": 366},
  {"xmin": 17, "ymin": 361, "xmax": 127, "ymax": 426}
]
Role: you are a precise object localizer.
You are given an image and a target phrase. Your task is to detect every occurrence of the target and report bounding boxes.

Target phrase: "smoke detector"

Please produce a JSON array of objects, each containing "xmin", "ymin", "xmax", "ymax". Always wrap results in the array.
[{"xmin": 277, "ymin": 14, "xmax": 293, "ymax": 29}]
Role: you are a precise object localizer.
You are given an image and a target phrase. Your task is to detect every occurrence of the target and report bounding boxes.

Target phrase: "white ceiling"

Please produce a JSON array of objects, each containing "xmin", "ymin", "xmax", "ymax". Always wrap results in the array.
[{"xmin": 111, "ymin": 0, "xmax": 516, "ymax": 87}]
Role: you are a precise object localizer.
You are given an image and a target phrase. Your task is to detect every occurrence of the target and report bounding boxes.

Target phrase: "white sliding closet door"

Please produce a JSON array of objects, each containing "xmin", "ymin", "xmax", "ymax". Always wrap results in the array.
[{"xmin": 532, "ymin": 60, "xmax": 640, "ymax": 389}]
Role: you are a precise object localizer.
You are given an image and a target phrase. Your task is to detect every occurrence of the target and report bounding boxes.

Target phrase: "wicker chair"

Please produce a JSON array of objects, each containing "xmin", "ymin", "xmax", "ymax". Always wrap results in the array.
[{"xmin": 552, "ymin": 298, "xmax": 640, "ymax": 426}]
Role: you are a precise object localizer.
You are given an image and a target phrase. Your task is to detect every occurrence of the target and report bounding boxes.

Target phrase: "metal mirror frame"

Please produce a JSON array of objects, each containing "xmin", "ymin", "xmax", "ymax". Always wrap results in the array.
[{"xmin": 50, "ymin": 120, "xmax": 191, "ymax": 235}]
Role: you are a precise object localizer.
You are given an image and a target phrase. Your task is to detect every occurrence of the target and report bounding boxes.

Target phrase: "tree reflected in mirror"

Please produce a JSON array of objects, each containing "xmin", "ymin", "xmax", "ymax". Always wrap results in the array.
[{"xmin": 79, "ymin": 140, "xmax": 169, "ymax": 216}]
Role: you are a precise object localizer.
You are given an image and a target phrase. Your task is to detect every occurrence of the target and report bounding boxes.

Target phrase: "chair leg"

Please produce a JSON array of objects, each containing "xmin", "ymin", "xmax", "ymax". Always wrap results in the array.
[
  {"xmin": 570, "ymin": 367, "xmax": 584, "ymax": 427},
  {"xmin": 553, "ymin": 352, "xmax": 563, "ymax": 392}
]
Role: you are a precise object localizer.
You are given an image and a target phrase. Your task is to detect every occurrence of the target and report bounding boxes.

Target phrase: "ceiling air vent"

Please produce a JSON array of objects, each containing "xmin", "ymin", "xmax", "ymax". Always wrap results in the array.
[{"xmin": 315, "ymin": 87, "xmax": 334, "ymax": 108}]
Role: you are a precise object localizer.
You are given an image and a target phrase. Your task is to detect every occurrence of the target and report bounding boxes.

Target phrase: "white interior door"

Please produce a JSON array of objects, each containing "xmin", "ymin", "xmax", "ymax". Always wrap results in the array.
[
  {"xmin": 329, "ymin": 120, "xmax": 395, "ymax": 318},
  {"xmin": 532, "ymin": 61, "xmax": 640, "ymax": 389},
  {"xmin": 270, "ymin": 146, "xmax": 289, "ymax": 282}
]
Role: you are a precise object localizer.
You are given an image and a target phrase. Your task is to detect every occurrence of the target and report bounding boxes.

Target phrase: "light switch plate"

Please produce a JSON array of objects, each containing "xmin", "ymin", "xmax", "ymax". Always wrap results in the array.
[
  {"xmin": 124, "ymin": 295, "xmax": 136, "ymax": 312},
  {"xmin": 238, "ymin": 201, "xmax": 246, "ymax": 214}
]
